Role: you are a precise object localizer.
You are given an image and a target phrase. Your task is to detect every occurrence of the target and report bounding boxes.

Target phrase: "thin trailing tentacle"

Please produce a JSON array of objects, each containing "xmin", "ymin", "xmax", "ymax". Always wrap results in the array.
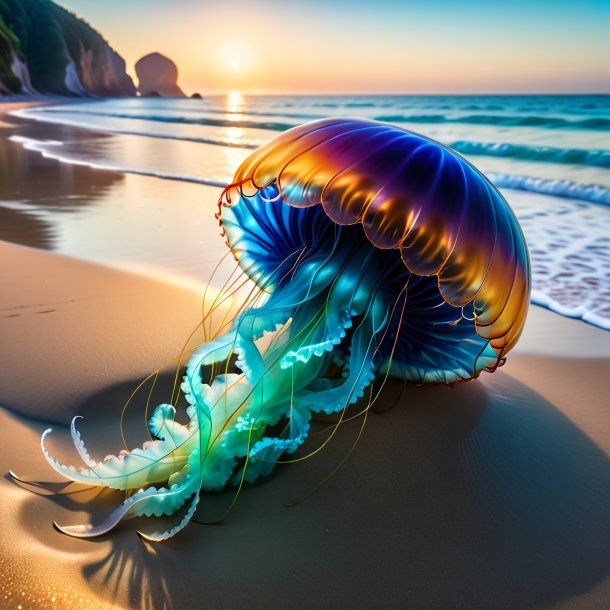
[{"xmin": 55, "ymin": 468, "xmax": 201, "ymax": 538}]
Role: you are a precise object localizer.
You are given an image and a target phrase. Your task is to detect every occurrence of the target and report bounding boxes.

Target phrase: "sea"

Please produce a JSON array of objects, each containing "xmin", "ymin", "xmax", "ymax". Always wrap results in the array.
[{"xmin": 8, "ymin": 93, "xmax": 610, "ymax": 330}]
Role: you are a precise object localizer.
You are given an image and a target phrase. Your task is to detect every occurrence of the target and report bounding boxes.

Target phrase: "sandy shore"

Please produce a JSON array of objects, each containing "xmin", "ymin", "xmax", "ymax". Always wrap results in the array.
[
  {"xmin": 2, "ymin": 247, "xmax": 610, "ymax": 610},
  {"xmin": 2, "ymin": 101, "xmax": 610, "ymax": 609}
]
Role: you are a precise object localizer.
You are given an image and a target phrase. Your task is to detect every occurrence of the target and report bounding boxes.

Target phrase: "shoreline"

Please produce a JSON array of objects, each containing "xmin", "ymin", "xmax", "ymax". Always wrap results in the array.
[
  {"xmin": 4, "ymin": 98, "xmax": 610, "ymax": 333},
  {"xmin": 0, "ymin": 100, "xmax": 235, "ymax": 288}
]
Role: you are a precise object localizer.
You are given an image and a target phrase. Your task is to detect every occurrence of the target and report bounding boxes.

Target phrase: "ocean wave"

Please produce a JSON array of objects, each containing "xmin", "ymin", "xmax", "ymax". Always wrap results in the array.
[
  {"xmin": 451, "ymin": 141, "xmax": 610, "ymax": 168},
  {"xmin": 10, "ymin": 108, "xmax": 261, "ymax": 149},
  {"xmin": 19, "ymin": 107, "xmax": 610, "ymax": 171},
  {"xmin": 531, "ymin": 289, "xmax": 610, "ymax": 331},
  {"xmin": 34, "ymin": 108, "xmax": 610, "ymax": 132},
  {"xmin": 25, "ymin": 108, "xmax": 298, "ymax": 132},
  {"xmin": 41, "ymin": 105, "xmax": 324, "ymax": 122},
  {"xmin": 375, "ymin": 113, "xmax": 610, "ymax": 130},
  {"xmin": 12, "ymin": 110, "xmax": 610, "ymax": 208},
  {"xmin": 489, "ymin": 173, "xmax": 610, "ymax": 206}
]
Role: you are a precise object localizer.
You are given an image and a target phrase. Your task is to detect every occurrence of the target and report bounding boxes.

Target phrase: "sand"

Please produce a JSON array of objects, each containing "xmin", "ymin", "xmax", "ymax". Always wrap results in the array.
[
  {"xmin": 2, "ymin": 247, "xmax": 610, "ymax": 610},
  {"xmin": 1, "ymin": 101, "xmax": 610, "ymax": 609}
]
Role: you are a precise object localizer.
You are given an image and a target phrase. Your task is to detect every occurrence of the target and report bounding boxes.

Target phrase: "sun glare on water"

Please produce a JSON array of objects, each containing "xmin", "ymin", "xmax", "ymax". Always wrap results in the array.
[{"xmin": 227, "ymin": 91, "xmax": 244, "ymax": 112}]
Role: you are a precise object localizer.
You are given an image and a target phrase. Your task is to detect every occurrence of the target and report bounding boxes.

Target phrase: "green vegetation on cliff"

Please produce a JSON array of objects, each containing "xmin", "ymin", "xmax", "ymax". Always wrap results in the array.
[
  {"xmin": 0, "ymin": 0, "xmax": 135, "ymax": 96},
  {"xmin": 0, "ymin": 20, "xmax": 22, "ymax": 92}
]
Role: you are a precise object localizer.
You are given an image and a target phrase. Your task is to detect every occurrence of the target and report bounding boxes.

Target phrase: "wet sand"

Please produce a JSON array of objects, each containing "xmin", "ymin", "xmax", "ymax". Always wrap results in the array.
[{"xmin": 1, "ymin": 102, "xmax": 610, "ymax": 609}]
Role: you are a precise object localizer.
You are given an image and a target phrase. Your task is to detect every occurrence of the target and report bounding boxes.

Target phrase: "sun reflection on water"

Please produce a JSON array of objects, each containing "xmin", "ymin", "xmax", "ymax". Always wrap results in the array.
[{"xmin": 226, "ymin": 91, "xmax": 245, "ymax": 116}]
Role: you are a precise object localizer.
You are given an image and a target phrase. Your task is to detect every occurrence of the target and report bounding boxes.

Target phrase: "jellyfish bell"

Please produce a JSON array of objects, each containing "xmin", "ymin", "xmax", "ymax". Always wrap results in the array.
[{"xmin": 35, "ymin": 118, "xmax": 531, "ymax": 541}]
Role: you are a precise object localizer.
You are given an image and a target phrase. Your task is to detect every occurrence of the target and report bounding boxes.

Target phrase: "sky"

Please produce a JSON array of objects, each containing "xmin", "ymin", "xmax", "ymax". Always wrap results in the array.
[{"xmin": 55, "ymin": 0, "xmax": 610, "ymax": 95}]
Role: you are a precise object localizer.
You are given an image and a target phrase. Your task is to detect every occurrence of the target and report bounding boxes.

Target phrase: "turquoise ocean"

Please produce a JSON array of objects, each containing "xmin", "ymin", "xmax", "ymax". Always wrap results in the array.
[{"xmin": 9, "ymin": 94, "xmax": 610, "ymax": 330}]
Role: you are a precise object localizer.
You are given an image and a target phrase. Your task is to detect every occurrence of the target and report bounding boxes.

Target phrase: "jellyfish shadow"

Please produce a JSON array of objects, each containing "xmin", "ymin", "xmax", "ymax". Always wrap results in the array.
[{"xmin": 16, "ymin": 361, "xmax": 610, "ymax": 608}]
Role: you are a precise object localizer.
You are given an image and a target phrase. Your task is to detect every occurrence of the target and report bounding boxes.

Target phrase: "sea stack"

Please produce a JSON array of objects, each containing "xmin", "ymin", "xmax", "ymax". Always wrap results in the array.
[{"xmin": 135, "ymin": 52, "xmax": 185, "ymax": 97}]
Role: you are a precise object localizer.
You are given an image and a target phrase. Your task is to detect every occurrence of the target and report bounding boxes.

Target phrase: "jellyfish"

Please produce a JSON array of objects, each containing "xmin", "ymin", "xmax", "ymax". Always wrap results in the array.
[{"xmin": 35, "ymin": 118, "xmax": 530, "ymax": 541}]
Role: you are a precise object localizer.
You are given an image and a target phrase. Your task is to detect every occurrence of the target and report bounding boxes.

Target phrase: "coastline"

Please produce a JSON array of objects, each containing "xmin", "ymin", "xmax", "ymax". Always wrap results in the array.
[
  {"xmin": 2, "ymin": 100, "xmax": 610, "ymax": 608},
  {"xmin": 0, "ymin": 95, "xmax": 73, "ymax": 113},
  {"xmin": 0, "ymin": 99, "xmax": 234, "ymax": 285},
  {"xmin": 6, "ymin": 96, "xmax": 610, "ymax": 332}
]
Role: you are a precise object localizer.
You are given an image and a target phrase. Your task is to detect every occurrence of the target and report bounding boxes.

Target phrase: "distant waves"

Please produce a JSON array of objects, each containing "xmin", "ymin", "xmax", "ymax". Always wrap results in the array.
[
  {"xmin": 11, "ymin": 131, "xmax": 610, "ymax": 209},
  {"xmin": 451, "ymin": 141, "xmax": 610, "ymax": 169},
  {"xmin": 32, "ymin": 107, "xmax": 610, "ymax": 131},
  {"xmin": 14, "ymin": 107, "xmax": 610, "ymax": 173},
  {"xmin": 375, "ymin": 113, "xmax": 610, "ymax": 130}
]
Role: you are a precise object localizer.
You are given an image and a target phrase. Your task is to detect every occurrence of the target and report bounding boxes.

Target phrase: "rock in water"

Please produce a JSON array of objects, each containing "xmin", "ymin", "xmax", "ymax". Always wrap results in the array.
[{"xmin": 135, "ymin": 52, "xmax": 185, "ymax": 98}]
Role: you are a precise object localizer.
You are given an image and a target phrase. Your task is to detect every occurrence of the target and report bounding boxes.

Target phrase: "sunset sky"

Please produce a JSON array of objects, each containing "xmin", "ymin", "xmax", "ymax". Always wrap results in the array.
[{"xmin": 56, "ymin": 0, "xmax": 610, "ymax": 95}]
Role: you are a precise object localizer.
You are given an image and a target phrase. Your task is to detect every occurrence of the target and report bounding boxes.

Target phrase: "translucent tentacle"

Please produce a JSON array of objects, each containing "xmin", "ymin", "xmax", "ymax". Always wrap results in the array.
[
  {"xmin": 242, "ymin": 288, "xmax": 386, "ymax": 482},
  {"xmin": 38, "ymin": 200, "xmax": 403, "ymax": 542},
  {"xmin": 42, "ymin": 406, "xmax": 198, "ymax": 490},
  {"xmin": 137, "ymin": 492, "xmax": 200, "ymax": 542},
  {"xmin": 70, "ymin": 416, "xmax": 96, "ymax": 468},
  {"xmin": 55, "ymin": 471, "xmax": 201, "ymax": 538}
]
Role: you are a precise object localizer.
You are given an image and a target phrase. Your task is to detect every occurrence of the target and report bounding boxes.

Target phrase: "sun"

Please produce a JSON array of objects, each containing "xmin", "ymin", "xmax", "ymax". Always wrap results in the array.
[{"xmin": 221, "ymin": 42, "xmax": 248, "ymax": 74}]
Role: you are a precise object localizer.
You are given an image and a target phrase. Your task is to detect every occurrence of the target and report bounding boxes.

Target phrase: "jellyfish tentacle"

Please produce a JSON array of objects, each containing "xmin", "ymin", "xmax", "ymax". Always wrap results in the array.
[
  {"xmin": 55, "ymin": 418, "xmax": 210, "ymax": 539},
  {"xmin": 174, "ymin": 275, "xmax": 358, "ymax": 489},
  {"xmin": 184, "ymin": 328, "xmax": 240, "ymax": 397},
  {"xmin": 44, "ymin": 211, "xmax": 397, "ymax": 538},
  {"xmin": 177, "ymin": 304, "xmax": 294, "ymax": 490},
  {"xmin": 187, "ymin": 271, "xmax": 323, "ymax": 402},
  {"xmin": 136, "ymin": 492, "xmax": 200, "ymax": 542},
  {"xmin": 181, "ymin": 327, "xmax": 245, "ymax": 443},
  {"xmin": 193, "ymin": 374, "xmax": 259, "ymax": 491},
  {"xmin": 55, "ymin": 467, "xmax": 202, "ymax": 538},
  {"xmin": 233, "ymin": 310, "xmax": 279, "ymax": 385},
  {"xmin": 241, "ymin": 334, "xmax": 378, "ymax": 481},
  {"xmin": 242, "ymin": 284, "xmax": 389, "ymax": 482},
  {"xmin": 42, "ymin": 404, "xmax": 200, "ymax": 491},
  {"xmin": 70, "ymin": 416, "xmax": 97, "ymax": 468}
]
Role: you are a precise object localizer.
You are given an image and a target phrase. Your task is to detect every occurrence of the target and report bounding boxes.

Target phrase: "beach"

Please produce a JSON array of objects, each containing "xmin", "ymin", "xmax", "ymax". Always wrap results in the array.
[{"xmin": 2, "ymin": 99, "xmax": 610, "ymax": 609}]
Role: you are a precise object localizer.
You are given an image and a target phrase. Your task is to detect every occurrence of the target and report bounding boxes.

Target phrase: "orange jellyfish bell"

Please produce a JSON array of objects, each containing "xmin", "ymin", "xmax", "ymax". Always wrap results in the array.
[{"xmin": 220, "ymin": 118, "xmax": 531, "ymax": 383}]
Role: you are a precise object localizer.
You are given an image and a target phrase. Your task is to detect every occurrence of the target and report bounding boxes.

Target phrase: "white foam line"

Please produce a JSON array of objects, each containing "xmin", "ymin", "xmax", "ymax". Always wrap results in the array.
[
  {"xmin": 489, "ymin": 172, "xmax": 610, "ymax": 207},
  {"xmin": 9, "ymin": 107, "xmax": 259, "ymax": 150},
  {"xmin": 530, "ymin": 290, "xmax": 610, "ymax": 331},
  {"xmin": 8, "ymin": 134, "xmax": 227, "ymax": 188}
]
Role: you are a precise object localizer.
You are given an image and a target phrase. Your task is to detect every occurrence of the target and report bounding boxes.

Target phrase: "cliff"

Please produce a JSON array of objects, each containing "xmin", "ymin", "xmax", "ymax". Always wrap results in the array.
[
  {"xmin": 0, "ymin": 0, "xmax": 135, "ymax": 96},
  {"xmin": 135, "ymin": 52, "xmax": 185, "ymax": 98}
]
